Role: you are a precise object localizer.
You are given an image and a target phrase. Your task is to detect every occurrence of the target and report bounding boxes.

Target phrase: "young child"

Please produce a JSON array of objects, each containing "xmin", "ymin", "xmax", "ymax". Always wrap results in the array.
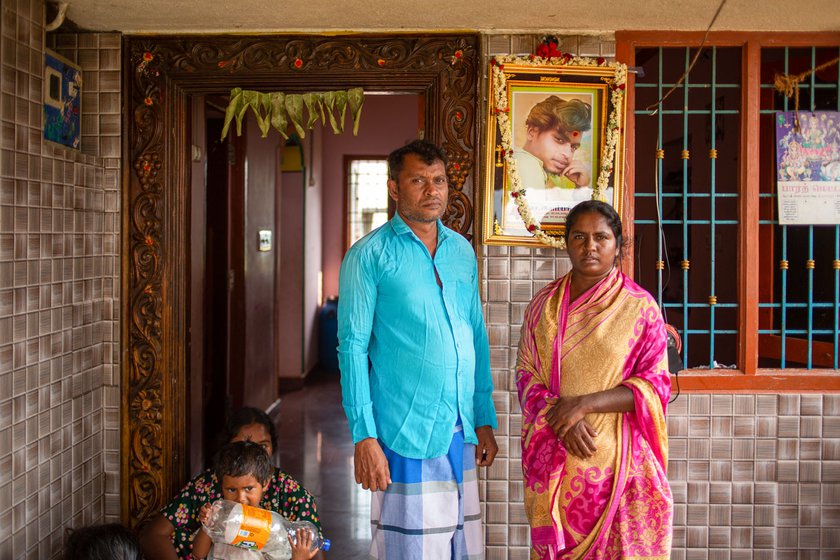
[
  {"xmin": 143, "ymin": 407, "xmax": 320, "ymax": 559},
  {"xmin": 191, "ymin": 441, "xmax": 318, "ymax": 560}
]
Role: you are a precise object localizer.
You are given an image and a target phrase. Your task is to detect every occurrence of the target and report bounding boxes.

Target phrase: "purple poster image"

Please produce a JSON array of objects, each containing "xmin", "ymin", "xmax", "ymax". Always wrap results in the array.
[
  {"xmin": 776, "ymin": 111, "xmax": 840, "ymax": 182},
  {"xmin": 43, "ymin": 49, "xmax": 82, "ymax": 150},
  {"xmin": 775, "ymin": 111, "xmax": 840, "ymax": 225}
]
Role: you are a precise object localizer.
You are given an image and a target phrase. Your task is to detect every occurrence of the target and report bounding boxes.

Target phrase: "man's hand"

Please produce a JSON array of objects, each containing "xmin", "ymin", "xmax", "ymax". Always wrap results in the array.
[
  {"xmin": 354, "ymin": 438, "xmax": 391, "ymax": 492},
  {"xmin": 562, "ymin": 160, "xmax": 591, "ymax": 187},
  {"xmin": 562, "ymin": 420, "xmax": 598, "ymax": 459},
  {"xmin": 474, "ymin": 425, "xmax": 498, "ymax": 467}
]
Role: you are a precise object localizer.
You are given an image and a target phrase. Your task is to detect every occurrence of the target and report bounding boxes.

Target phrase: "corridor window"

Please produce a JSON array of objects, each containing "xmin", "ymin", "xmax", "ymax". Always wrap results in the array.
[
  {"xmin": 618, "ymin": 33, "xmax": 840, "ymax": 390},
  {"xmin": 347, "ymin": 158, "xmax": 390, "ymax": 248}
]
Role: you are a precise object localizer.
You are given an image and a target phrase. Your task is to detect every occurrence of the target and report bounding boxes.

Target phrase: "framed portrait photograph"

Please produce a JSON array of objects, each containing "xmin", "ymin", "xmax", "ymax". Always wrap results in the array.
[{"xmin": 482, "ymin": 57, "xmax": 627, "ymax": 248}]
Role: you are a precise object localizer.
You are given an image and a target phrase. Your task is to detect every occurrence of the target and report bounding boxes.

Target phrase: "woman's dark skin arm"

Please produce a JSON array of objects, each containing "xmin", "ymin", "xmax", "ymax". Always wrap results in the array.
[
  {"xmin": 138, "ymin": 514, "xmax": 180, "ymax": 560},
  {"xmin": 545, "ymin": 386, "xmax": 635, "ymax": 459}
]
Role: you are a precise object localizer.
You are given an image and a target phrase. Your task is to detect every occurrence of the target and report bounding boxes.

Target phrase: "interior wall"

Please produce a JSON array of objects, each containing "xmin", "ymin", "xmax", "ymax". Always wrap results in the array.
[
  {"xmin": 303, "ymin": 130, "xmax": 323, "ymax": 375},
  {"xmin": 0, "ymin": 2, "xmax": 122, "ymax": 557},
  {"xmin": 320, "ymin": 94, "xmax": 420, "ymax": 299},
  {"xmin": 277, "ymin": 142, "xmax": 309, "ymax": 381},
  {"xmin": 243, "ymin": 114, "xmax": 279, "ymax": 409}
]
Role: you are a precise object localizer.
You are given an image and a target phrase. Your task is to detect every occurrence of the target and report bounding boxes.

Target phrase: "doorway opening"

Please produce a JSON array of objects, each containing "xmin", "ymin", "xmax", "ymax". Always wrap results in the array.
[
  {"xmin": 193, "ymin": 94, "xmax": 429, "ymax": 468},
  {"xmin": 122, "ymin": 34, "xmax": 479, "ymax": 529}
]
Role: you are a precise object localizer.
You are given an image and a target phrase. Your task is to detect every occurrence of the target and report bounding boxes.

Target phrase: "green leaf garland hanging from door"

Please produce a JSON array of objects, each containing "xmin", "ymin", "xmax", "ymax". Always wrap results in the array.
[{"xmin": 221, "ymin": 87, "xmax": 365, "ymax": 140}]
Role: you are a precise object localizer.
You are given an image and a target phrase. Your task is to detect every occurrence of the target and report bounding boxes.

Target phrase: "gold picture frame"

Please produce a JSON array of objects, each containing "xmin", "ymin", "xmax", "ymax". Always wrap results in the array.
[{"xmin": 482, "ymin": 56, "xmax": 627, "ymax": 248}]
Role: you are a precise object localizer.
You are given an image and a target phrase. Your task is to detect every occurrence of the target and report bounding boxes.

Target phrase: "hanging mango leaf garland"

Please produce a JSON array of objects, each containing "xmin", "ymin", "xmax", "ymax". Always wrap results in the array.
[
  {"xmin": 348, "ymin": 88, "xmax": 364, "ymax": 135},
  {"xmin": 321, "ymin": 91, "xmax": 338, "ymax": 134},
  {"xmin": 221, "ymin": 87, "xmax": 365, "ymax": 140},
  {"xmin": 269, "ymin": 93, "xmax": 287, "ymax": 135},
  {"xmin": 285, "ymin": 94, "xmax": 306, "ymax": 138},
  {"xmin": 302, "ymin": 93, "xmax": 321, "ymax": 129}
]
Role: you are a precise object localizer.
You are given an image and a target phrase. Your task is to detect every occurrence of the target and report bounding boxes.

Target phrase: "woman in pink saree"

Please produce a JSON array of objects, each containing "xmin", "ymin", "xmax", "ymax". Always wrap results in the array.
[{"xmin": 516, "ymin": 201, "xmax": 672, "ymax": 559}]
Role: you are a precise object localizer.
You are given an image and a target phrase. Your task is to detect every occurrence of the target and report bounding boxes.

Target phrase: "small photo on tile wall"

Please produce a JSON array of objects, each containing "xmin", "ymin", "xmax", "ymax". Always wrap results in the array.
[{"xmin": 43, "ymin": 49, "xmax": 82, "ymax": 150}]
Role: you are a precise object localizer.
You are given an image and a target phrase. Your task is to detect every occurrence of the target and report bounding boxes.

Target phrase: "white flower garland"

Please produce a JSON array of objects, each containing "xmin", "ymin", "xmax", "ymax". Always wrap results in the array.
[{"xmin": 491, "ymin": 54, "xmax": 626, "ymax": 249}]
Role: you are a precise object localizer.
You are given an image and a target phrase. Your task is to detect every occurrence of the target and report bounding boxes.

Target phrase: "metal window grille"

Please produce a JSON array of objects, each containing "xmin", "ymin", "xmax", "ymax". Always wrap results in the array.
[
  {"xmin": 633, "ymin": 46, "xmax": 742, "ymax": 370},
  {"xmin": 757, "ymin": 47, "xmax": 840, "ymax": 369},
  {"xmin": 348, "ymin": 159, "xmax": 389, "ymax": 247}
]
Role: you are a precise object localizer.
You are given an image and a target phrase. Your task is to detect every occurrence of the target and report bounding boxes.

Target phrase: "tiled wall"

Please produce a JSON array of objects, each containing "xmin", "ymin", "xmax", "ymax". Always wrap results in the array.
[
  {"xmin": 479, "ymin": 35, "xmax": 840, "ymax": 560},
  {"xmin": 480, "ymin": 244, "xmax": 573, "ymax": 560},
  {"xmin": 666, "ymin": 393, "xmax": 840, "ymax": 559},
  {"xmin": 0, "ymin": 1, "xmax": 121, "ymax": 558}
]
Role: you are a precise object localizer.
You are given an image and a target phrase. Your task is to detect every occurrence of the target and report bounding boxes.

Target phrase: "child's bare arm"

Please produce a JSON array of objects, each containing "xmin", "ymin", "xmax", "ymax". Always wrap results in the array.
[
  {"xmin": 288, "ymin": 527, "xmax": 318, "ymax": 560},
  {"xmin": 191, "ymin": 530, "xmax": 212, "ymax": 559},
  {"xmin": 191, "ymin": 503, "xmax": 214, "ymax": 559}
]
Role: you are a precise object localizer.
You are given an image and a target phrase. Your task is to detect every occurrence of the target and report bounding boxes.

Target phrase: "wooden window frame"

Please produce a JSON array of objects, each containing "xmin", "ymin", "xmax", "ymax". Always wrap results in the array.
[{"xmin": 617, "ymin": 31, "xmax": 840, "ymax": 392}]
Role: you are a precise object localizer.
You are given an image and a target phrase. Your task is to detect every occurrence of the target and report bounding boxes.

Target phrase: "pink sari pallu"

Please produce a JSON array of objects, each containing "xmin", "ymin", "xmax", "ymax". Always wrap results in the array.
[{"xmin": 516, "ymin": 268, "xmax": 672, "ymax": 560}]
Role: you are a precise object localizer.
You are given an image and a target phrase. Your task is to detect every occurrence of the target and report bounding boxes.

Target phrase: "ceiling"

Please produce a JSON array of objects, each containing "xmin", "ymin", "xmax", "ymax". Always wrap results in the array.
[{"xmin": 58, "ymin": 0, "xmax": 840, "ymax": 34}]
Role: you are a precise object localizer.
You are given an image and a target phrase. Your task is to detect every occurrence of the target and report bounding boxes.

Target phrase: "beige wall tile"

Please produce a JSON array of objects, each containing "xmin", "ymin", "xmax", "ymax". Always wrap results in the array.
[{"xmin": 1, "ymin": 3, "xmax": 120, "ymax": 557}]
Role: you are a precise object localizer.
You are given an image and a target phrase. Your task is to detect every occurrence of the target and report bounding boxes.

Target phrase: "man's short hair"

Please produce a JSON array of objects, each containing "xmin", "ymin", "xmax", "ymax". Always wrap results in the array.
[
  {"xmin": 387, "ymin": 140, "xmax": 448, "ymax": 181},
  {"xmin": 525, "ymin": 97, "xmax": 592, "ymax": 135},
  {"xmin": 214, "ymin": 441, "xmax": 273, "ymax": 485}
]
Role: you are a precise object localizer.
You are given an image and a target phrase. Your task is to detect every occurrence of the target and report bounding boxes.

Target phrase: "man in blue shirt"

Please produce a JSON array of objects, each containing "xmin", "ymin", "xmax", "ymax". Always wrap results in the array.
[{"xmin": 338, "ymin": 140, "xmax": 498, "ymax": 559}]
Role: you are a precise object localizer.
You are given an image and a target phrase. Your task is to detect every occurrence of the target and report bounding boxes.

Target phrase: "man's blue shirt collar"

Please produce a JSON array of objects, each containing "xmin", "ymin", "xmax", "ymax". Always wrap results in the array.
[{"xmin": 389, "ymin": 211, "xmax": 452, "ymax": 242}]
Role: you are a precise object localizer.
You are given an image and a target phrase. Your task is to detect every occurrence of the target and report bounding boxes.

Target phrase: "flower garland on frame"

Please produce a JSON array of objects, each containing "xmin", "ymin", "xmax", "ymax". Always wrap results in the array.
[{"xmin": 491, "ymin": 54, "xmax": 626, "ymax": 249}]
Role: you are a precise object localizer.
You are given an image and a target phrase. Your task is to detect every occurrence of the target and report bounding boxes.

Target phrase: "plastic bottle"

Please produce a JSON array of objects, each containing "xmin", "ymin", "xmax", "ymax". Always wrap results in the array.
[{"xmin": 201, "ymin": 499, "xmax": 330, "ymax": 559}]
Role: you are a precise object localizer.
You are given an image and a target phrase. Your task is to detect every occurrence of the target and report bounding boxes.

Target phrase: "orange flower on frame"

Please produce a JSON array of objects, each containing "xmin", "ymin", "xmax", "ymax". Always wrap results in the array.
[{"xmin": 294, "ymin": 58, "xmax": 303, "ymax": 68}]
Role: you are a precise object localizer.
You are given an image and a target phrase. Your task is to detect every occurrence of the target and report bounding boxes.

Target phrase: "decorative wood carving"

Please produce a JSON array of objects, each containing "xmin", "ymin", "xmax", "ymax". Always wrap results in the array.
[{"xmin": 123, "ymin": 34, "xmax": 479, "ymax": 528}]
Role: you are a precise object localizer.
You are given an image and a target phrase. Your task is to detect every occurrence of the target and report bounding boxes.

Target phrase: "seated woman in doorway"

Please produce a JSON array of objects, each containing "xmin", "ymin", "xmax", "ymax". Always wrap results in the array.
[{"xmin": 139, "ymin": 407, "xmax": 321, "ymax": 559}]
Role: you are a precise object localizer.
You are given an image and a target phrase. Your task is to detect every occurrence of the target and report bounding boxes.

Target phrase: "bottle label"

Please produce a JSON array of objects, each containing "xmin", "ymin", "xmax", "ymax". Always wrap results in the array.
[{"xmin": 230, "ymin": 504, "xmax": 272, "ymax": 550}]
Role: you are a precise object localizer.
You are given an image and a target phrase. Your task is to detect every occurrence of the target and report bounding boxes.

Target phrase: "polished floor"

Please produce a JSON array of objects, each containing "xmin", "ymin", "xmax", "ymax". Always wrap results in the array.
[{"xmin": 275, "ymin": 371, "xmax": 371, "ymax": 560}]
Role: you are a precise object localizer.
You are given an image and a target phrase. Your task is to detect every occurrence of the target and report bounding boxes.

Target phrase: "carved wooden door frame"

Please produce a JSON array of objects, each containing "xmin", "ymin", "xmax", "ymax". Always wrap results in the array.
[{"xmin": 122, "ymin": 34, "xmax": 479, "ymax": 527}]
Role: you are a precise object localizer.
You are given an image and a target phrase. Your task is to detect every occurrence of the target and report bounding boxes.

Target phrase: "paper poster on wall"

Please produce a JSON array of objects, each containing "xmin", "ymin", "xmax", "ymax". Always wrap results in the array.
[
  {"xmin": 775, "ymin": 111, "xmax": 840, "ymax": 225},
  {"xmin": 43, "ymin": 49, "xmax": 82, "ymax": 150}
]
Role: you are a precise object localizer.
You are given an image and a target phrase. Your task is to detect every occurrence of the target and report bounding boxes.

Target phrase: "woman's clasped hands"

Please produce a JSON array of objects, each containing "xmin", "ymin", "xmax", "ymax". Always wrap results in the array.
[{"xmin": 545, "ymin": 395, "xmax": 599, "ymax": 459}]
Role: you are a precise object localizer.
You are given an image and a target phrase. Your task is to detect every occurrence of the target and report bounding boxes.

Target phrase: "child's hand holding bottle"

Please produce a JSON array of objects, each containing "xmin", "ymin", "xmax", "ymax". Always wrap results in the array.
[
  {"xmin": 288, "ymin": 527, "xmax": 318, "ymax": 560},
  {"xmin": 198, "ymin": 502, "xmax": 213, "ymax": 526}
]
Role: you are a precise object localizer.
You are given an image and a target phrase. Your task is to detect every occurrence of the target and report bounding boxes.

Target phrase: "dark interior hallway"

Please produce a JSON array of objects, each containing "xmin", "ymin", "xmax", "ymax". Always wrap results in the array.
[{"xmin": 274, "ymin": 371, "xmax": 371, "ymax": 559}]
